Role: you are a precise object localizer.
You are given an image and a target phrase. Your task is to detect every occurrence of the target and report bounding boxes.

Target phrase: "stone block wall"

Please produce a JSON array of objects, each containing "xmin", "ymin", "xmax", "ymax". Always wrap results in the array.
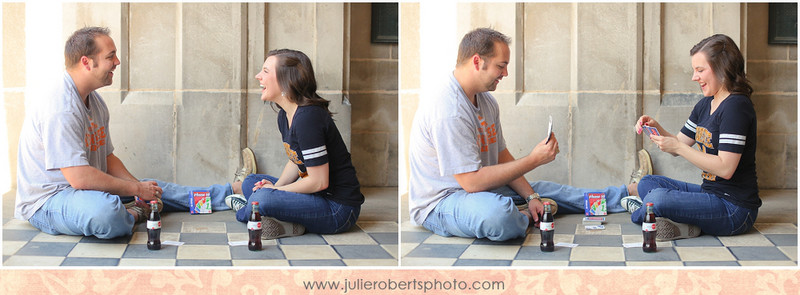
[
  {"xmin": 349, "ymin": 3, "xmax": 399, "ymax": 187},
  {"xmin": 1, "ymin": 3, "xmax": 26, "ymax": 192},
  {"xmin": 2, "ymin": 2, "xmax": 397, "ymax": 194},
  {"xmin": 400, "ymin": 3, "xmax": 797, "ymax": 193},
  {"xmin": 747, "ymin": 3, "xmax": 798, "ymax": 189}
]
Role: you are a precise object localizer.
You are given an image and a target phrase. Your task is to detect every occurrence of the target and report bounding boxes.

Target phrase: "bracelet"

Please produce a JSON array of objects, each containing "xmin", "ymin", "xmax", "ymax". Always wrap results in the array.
[{"xmin": 526, "ymin": 193, "xmax": 541, "ymax": 203}]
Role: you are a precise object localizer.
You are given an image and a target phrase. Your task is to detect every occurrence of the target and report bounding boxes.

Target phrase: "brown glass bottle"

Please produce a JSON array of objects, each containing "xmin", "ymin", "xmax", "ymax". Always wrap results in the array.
[
  {"xmin": 147, "ymin": 200, "xmax": 161, "ymax": 250},
  {"xmin": 248, "ymin": 202, "xmax": 262, "ymax": 251},
  {"xmin": 642, "ymin": 202, "xmax": 657, "ymax": 253},
  {"xmin": 540, "ymin": 202, "xmax": 555, "ymax": 252}
]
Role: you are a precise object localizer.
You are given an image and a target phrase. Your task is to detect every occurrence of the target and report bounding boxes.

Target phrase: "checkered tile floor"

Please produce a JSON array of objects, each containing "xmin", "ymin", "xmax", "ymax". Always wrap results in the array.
[
  {"xmin": 3, "ymin": 187, "xmax": 398, "ymax": 267},
  {"xmin": 401, "ymin": 190, "xmax": 797, "ymax": 267}
]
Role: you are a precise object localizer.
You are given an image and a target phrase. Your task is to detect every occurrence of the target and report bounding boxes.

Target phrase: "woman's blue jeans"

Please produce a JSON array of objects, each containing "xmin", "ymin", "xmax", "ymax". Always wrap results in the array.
[
  {"xmin": 632, "ymin": 175, "xmax": 757, "ymax": 236},
  {"xmin": 235, "ymin": 174, "xmax": 360, "ymax": 234}
]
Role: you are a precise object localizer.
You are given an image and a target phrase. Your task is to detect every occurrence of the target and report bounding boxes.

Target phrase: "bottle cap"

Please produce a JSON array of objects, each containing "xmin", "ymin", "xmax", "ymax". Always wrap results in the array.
[
  {"xmin": 252, "ymin": 201, "xmax": 259, "ymax": 205},
  {"xmin": 150, "ymin": 200, "xmax": 157, "ymax": 204},
  {"xmin": 543, "ymin": 202, "xmax": 550, "ymax": 205},
  {"xmin": 646, "ymin": 202, "xmax": 654, "ymax": 206}
]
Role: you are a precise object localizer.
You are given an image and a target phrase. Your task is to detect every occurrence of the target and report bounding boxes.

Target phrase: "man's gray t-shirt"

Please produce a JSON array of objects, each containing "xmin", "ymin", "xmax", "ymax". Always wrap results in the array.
[
  {"xmin": 408, "ymin": 72, "xmax": 506, "ymax": 225},
  {"xmin": 16, "ymin": 71, "xmax": 114, "ymax": 220}
]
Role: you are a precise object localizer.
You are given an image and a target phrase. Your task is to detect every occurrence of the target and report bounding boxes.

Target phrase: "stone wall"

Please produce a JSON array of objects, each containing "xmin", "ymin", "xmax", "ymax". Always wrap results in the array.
[
  {"xmin": 400, "ymin": 3, "xmax": 797, "ymax": 193},
  {"xmin": 2, "ymin": 3, "xmax": 398, "ymax": 194},
  {"xmin": 747, "ymin": 3, "xmax": 798, "ymax": 189},
  {"xmin": 349, "ymin": 3, "xmax": 399, "ymax": 186},
  {"xmin": 1, "ymin": 3, "xmax": 26, "ymax": 193}
]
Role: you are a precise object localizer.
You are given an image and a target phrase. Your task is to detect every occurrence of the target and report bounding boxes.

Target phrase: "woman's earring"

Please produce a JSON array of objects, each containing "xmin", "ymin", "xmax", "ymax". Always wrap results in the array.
[{"xmin": 281, "ymin": 92, "xmax": 285, "ymax": 97}]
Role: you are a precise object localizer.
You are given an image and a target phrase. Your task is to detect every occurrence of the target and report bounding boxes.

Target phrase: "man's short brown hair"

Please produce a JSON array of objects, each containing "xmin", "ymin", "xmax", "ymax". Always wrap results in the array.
[
  {"xmin": 64, "ymin": 27, "xmax": 110, "ymax": 67},
  {"xmin": 456, "ymin": 27, "xmax": 511, "ymax": 65}
]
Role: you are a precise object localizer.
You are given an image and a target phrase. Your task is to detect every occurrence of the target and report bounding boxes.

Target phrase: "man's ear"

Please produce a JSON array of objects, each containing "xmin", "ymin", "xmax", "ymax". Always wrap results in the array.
[
  {"xmin": 80, "ymin": 56, "xmax": 91, "ymax": 71},
  {"xmin": 472, "ymin": 54, "xmax": 481, "ymax": 71}
]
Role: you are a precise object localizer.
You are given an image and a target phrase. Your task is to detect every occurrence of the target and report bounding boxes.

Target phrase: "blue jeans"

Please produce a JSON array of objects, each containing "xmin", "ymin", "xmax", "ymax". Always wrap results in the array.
[
  {"xmin": 422, "ymin": 181, "xmax": 628, "ymax": 241},
  {"xmin": 28, "ymin": 179, "xmax": 233, "ymax": 239},
  {"xmin": 632, "ymin": 175, "xmax": 757, "ymax": 236},
  {"xmin": 235, "ymin": 174, "xmax": 360, "ymax": 234}
]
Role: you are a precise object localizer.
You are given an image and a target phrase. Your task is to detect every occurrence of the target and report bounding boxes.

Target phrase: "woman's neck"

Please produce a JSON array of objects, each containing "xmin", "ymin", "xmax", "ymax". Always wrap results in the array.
[
  {"xmin": 278, "ymin": 99, "xmax": 299, "ymax": 127},
  {"xmin": 713, "ymin": 87, "xmax": 731, "ymax": 102}
]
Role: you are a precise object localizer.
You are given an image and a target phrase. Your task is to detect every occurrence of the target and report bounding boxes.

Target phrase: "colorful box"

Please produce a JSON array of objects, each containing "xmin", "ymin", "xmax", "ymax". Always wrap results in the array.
[
  {"xmin": 584, "ymin": 192, "xmax": 607, "ymax": 216},
  {"xmin": 190, "ymin": 190, "xmax": 212, "ymax": 214}
]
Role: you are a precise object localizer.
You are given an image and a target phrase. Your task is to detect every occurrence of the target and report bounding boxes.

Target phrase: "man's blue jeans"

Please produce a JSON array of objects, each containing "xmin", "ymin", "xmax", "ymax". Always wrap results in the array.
[
  {"xmin": 632, "ymin": 175, "xmax": 757, "ymax": 236},
  {"xmin": 28, "ymin": 179, "xmax": 233, "ymax": 239},
  {"xmin": 422, "ymin": 181, "xmax": 628, "ymax": 241},
  {"xmin": 234, "ymin": 174, "xmax": 360, "ymax": 234}
]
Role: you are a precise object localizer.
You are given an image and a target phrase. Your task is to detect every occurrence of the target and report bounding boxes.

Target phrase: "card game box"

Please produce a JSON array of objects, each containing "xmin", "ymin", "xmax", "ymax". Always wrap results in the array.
[
  {"xmin": 190, "ymin": 190, "xmax": 212, "ymax": 214},
  {"xmin": 584, "ymin": 192, "xmax": 607, "ymax": 216}
]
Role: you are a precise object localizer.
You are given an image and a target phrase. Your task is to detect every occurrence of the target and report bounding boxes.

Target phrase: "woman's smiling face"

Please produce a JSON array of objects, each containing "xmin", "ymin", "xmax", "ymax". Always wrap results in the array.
[{"xmin": 255, "ymin": 56, "xmax": 282, "ymax": 102}]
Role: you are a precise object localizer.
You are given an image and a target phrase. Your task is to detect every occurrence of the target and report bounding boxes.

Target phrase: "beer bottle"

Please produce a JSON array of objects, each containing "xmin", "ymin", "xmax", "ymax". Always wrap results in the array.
[
  {"xmin": 540, "ymin": 202, "xmax": 555, "ymax": 252},
  {"xmin": 147, "ymin": 200, "xmax": 161, "ymax": 250},
  {"xmin": 248, "ymin": 202, "xmax": 263, "ymax": 251},
  {"xmin": 642, "ymin": 202, "xmax": 657, "ymax": 253}
]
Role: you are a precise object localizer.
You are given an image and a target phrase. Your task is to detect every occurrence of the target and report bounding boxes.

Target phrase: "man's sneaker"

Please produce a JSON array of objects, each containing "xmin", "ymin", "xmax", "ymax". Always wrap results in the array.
[
  {"xmin": 620, "ymin": 195, "xmax": 643, "ymax": 214},
  {"xmin": 629, "ymin": 149, "xmax": 653, "ymax": 184},
  {"xmin": 516, "ymin": 198, "xmax": 558, "ymax": 216},
  {"xmin": 124, "ymin": 198, "xmax": 160, "ymax": 223},
  {"xmin": 234, "ymin": 148, "xmax": 257, "ymax": 183},
  {"xmin": 656, "ymin": 218, "xmax": 701, "ymax": 241},
  {"xmin": 224, "ymin": 194, "xmax": 247, "ymax": 212},
  {"xmin": 261, "ymin": 217, "xmax": 305, "ymax": 239},
  {"xmin": 541, "ymin": 198, "xmax": 558, "ymax": 216}
]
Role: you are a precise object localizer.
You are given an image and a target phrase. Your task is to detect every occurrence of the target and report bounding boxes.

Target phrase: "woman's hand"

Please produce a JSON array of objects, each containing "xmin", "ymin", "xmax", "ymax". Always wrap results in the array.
[
  {"xmin": 635, "ymin": 115, "xmax": 664, "ymax": 135},
  {"xmin": 650, "ymin": 135, "xmax": 682, "ymax": 157},
  {"xmin": 252, "ymin": 179, "xmax": 275, "ymax": 191}
]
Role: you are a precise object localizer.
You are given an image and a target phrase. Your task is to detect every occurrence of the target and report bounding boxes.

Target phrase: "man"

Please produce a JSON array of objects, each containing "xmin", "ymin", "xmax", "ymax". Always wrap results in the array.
[
  {"xmin": 408, "ymin": 28, "xmax": 643, "ymax": 241},
  {"xmin": 15, "ymin": 27, "xmax": 252, "ymax": 239}
]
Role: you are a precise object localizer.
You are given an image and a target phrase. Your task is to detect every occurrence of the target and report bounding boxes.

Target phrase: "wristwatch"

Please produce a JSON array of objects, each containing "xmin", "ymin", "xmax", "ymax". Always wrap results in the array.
[{"xmin": 526, "ymin": 193, "xmax": 541, "ymax": 204}]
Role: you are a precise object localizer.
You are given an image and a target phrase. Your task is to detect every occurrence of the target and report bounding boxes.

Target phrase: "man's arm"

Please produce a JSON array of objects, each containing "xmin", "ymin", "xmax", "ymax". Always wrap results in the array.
[
  {"xmin": 106, "ymin": 153, "xmax": 138, "ymax": 182},
  {"xmin": 453, "ymin": 135, "xmax": 559, "ymax": 193},
  {"xmin": 61, "ymin": 165, "xmax": 162, "ymax": 200},
  {"xmin": 499, "ymin": 148, "xmax": 544, "ymax": 223}
]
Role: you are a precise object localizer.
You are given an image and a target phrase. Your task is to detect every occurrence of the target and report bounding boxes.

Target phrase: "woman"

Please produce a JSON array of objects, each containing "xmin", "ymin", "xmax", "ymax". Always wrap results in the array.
[
  {"xmin": 621, "ymin": 34, "xmax": 759, "ymax": 241},
  {"xmin": 228, "ymin": 49, "xmax": 364, "ymax": 239}
]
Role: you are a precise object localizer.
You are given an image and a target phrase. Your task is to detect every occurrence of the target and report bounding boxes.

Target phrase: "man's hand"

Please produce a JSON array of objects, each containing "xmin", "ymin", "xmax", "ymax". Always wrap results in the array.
[
  {"xmin": 528, "ymin": 198, "xmax": 544, "ymax": 226},
  {"xmin": 529, "ymin": 133, "xmax": 559, "ymax": 166},
  {"xmin": 136, "ymin": 181, "xmax": 162, "ymax": 201}
]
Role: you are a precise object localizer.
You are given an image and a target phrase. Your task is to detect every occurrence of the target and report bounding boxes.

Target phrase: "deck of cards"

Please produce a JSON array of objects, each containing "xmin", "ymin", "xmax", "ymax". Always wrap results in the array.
[{"xmin": 642, "ymin": 124, "xmax": 660, "ymax": 136}]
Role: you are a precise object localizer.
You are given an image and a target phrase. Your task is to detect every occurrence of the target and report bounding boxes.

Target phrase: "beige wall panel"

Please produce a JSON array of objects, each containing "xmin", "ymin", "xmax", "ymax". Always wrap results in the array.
[
  {"xmin": 662, "ymin": 3, "xmax": 711, "ymax": 94},
  {"xmin": 129, "ymin": 3, "xmax": 176, "ymax": 90},
  {"xmin": 3, "ymin": 3, "xmax": 25, "ymax": 88},
  {"xmin": 523, "ymin": 3, "xmax": 571, "ymax": 92},
  {"xmin": 266, "ymin": 3, "xmax": 316, "ymax": 65},
  {"xmin": 576, "ymin": 3, "xmax": 638, "ymax": 91},
  {"xmin": 400, "ymin": 3, "xmax": 420, "ymax": 91},
  {"xmin": 314, "ymin": 3, "xmax": 345, "ymax": 91},
  {"xmin": 181, "ymin": 3, "xmax": 245, "ymax": 90}
]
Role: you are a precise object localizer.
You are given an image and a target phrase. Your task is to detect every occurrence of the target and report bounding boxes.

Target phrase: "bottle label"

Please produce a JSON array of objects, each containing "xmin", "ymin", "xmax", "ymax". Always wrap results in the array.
[
  {"xmin": 147, "ymin": 220, "xmax": 161, "ymax": 230},
  {"xmin": 642, "ymin": 222, "xmax": 656, "ymax": 232},
  {"xmin": 539, "ymin": 222, "xmax": 554, "ymax": 231},
  {"xmin": 248, "ymin": 221, "xmax": 262, "ymax": 230}
]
